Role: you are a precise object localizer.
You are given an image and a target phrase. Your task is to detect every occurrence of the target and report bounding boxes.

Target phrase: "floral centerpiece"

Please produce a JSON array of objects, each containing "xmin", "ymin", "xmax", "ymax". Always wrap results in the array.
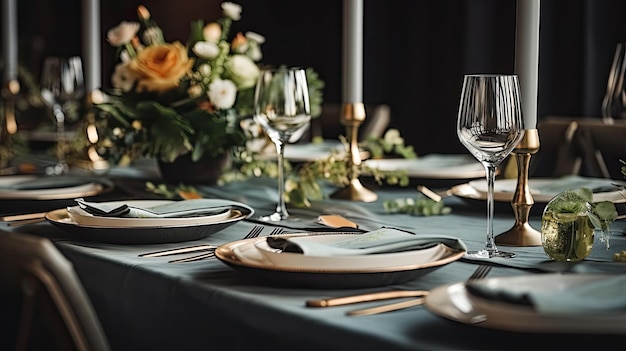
[{"xmin": 92, "ymin": 2, "xmax": 322, "ymax": 167}]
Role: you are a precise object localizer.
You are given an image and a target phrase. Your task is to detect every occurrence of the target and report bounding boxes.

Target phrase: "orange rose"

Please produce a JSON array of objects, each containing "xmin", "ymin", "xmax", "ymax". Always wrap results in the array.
[{"xmin": 128, "ymin": 41, "xmax": 194, "ymax": 93}]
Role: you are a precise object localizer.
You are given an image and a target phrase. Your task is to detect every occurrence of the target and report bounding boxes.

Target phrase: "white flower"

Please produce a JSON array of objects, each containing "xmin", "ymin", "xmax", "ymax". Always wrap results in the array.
[
  {"xmin": 107, "ymin": 21, "xmax": 140, "ymax": 47},
  {"xmin": 202, "ymin": 23, "xmax": 222, "ymax": 43},
  {"xmin": 221, "ymin": 2, "xmax": 242, "ymax": 20},
  {"xmin": 208, "ymin": 79, "xmax": 237, "ymax": 109},
  {"xmin": 198, "ymin": 63, "xmax": 211, "ymax": 76},
  {"xmin": 245, "ymin": 31, "xmax": 265, "ymax": 44},
  {"xmin": 111, "ymin": 63, "xmax": 137, "ymax": 91},
  {"xmin": 193, "ymin": 41, "xmax": 220, "ymax": 60},
  {"xmin": 224, "ymin": 54, "xmax": 260, "ymax": 89}
]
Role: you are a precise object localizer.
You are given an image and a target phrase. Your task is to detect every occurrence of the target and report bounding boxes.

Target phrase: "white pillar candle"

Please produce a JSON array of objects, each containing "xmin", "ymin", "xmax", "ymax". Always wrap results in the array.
[
  {"xmin": 342, "ymin": 0, "xmax": 363, "ymax": 103},
  {"xmin": 515, "ymin": 0, "xmax": 540, "ymax": 130},
  {"xmin": 82, "ymin": 0, "xmax": 101, "ymax": 93},
  {"xmin": 2, "ymin": 0, "xmax": 18, "ymax": 83}
]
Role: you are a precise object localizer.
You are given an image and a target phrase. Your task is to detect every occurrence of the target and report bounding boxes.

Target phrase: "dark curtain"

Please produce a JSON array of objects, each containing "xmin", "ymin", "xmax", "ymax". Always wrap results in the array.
[{"xmin": 13, "ymin": 0, "xmax": 626, "ymax": 155}]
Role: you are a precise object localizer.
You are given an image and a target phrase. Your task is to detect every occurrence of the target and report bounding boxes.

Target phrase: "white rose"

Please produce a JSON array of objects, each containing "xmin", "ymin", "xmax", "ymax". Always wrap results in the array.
[
  {"xmin": 221, "ymin": 2, "xmax": 242, "ymax": 20},
  {"xmin": 107, "ymin": 21, "xmax": 140, "ymax": 47},
  {"xmin": 208, "ymin": 79, "xmax": 237, "ymax": 109},
  {"xmin": 224, "ymin": 54, "xmax": 260, "ymax": 89},
  {"xmin": 193, "ymin": 41, "xmax": 220, "ymax": 60}
]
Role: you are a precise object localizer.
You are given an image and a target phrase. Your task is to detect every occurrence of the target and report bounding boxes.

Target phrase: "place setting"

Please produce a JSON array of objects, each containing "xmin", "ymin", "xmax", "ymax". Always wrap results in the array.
[
  {"xmin": 43, "ymin": 197, "xmax": 255, "ymax": 244},
  {"xmin": 214, "ymin": 226, "xmax": 468, "ymax": 289}
]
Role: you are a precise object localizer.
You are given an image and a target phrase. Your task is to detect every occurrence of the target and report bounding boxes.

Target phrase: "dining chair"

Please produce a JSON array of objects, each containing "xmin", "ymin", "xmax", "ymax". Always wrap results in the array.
[
  {"xmin": 533, "ymin": 116, "xmax": 626, "ymax": 179},
  {"xmin": 0, "ymin": 230, "xmax": 110, "ymax": 351}
]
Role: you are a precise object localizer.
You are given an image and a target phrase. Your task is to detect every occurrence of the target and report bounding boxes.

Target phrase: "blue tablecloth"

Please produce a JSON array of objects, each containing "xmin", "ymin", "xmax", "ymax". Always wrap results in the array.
[{"xmin": 5, "ymin": 165, "xmax": 626, "ymax": 350}]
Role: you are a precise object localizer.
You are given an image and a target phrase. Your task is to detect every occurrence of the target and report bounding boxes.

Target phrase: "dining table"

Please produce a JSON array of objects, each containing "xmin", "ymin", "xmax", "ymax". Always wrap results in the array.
[{"xmin": 2, "ymin": 157, "xmax": 626, "ymax": 351}]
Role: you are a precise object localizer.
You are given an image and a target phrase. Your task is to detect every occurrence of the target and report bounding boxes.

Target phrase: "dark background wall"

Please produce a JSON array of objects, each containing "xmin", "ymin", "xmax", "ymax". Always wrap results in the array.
[{"xmin": 11, "ymin": 0, "xmax": 626, "ymax": 156}]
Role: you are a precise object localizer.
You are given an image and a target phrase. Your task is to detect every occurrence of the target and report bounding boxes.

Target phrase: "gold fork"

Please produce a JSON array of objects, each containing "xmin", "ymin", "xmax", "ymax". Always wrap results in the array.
[{"xmin": 343, "ymin": 265, "xmax": 492, "ymax": 317}]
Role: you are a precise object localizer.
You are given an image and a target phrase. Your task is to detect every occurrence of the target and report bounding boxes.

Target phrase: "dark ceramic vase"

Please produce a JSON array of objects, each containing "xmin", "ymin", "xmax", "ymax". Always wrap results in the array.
[{"xmin": 157, "ymin": 152, "xmax": 231, "ymax": 185}]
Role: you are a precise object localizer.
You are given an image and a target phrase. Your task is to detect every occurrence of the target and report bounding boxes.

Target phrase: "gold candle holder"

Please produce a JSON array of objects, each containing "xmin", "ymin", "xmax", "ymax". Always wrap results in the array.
[
  {"xmin": 330, "ymin": 102, "xmax": 378, "ymax": 202},
  {"xmin": 495, "ymin": 128, "xmax": 542, "ymax": 246},
  {"xmin": 1, "ymin": 80, "xmax": 20, "ymax": 169}
]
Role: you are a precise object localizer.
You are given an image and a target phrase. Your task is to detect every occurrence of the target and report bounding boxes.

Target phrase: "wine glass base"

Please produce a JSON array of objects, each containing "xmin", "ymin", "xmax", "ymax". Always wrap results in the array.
[
  {"xmin": 464, "ymin": 249, "xmax": 516, "ymax": 259},
  {"xmin": 258, "ymin": 212, "xmax": 289, "ymax": 222}
]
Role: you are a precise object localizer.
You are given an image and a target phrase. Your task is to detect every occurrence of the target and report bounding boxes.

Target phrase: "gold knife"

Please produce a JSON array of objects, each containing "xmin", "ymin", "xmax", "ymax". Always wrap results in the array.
[
  {"xmin": 306, "ymin": 290, "xmax": 429, "ymax": 307},
  {"xmin": 139, "ymin": 244, "xmax": 217, "ymax": 258},
  {"xmin": 346, "ymin": 297, "xmax": 426, "ymax": 317}
]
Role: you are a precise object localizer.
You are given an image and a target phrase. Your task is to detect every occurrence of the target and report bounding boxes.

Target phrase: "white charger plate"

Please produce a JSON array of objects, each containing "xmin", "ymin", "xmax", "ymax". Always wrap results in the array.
[
  {"xmin": 425, "ymin": 273, "xmax": 626, "ymax": 335},
  {"xmin": 0, "ymin": 175, "xmax": 107, "ymax": 200},
  {"xmin": 457, "ymin": 177, "xmax": 626, "ymax": 203},
  {"xmin": 66, "ymin": 200, "xmax": 235, "ymax": 228},
  {"xmin": 363, "ymin": 154, "xmax": 485, "ymax": 179},
  {"xmin": 215, "ymin": 233, "xmax": 465, "ymax": 288}
]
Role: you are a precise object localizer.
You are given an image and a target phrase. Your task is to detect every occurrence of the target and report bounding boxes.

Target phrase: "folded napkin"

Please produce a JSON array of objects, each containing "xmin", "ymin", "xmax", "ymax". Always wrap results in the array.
[
  {"xmin": 75, "ymin": 198, "xmax": 238, "ymax": 218},
  {"xmin": 465, "ymin": 274, "xmax": 626, "ymax": 314},
  {"xmin": 265, "ymin": 227, "xmax": 467, "ymax": 256}
]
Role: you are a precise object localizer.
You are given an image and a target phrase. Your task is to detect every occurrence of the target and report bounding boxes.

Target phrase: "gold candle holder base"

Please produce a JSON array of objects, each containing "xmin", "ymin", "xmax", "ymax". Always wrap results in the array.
[
  {"xmin": 496, "ymin": 129, "xmax": 542, "ymax": 246},
  {"xmin": 330, "ymin": 102, "xmax": 378, "ymax": 202}
]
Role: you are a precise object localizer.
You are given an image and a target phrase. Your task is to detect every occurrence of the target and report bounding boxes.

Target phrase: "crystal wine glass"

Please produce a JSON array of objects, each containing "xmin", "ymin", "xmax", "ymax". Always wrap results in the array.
[
  {"xmin": 40, "ymin": 56, "xmax": 85, "ymax": 175},
  {"xmin": 457, "ymin": 74, "xmax": 525, "ymax": 258},
  {"xmin": 253, "ymin": 67, "xmax": 311, "ymax": 221}
]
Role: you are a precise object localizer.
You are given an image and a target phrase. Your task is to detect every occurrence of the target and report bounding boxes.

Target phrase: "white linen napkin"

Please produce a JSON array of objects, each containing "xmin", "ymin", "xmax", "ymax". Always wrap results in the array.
[
  {"xmin": 466, "ymin": 274, "xmax": 626, "ymax": 314},
  {"xmin": 265, "ymin": 227, "xmax": 467, "ymax": 256},
  {"xmin": 75, "ymin": 199, "xmax": 240, "ymax": 218}
]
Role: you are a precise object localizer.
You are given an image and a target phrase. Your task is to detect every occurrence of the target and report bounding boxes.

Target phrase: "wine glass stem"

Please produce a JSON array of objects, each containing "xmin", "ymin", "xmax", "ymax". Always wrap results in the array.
[
  {"xmin": 274, "ymin": 138, "xmax": 288, "ymax": 218},
  {"xmin": 484, "ymin": 163, "xmax": 498, "ymax": 253},
  {"xmin": 53, "ymin": 104, "xmax": 67, "ymax": 166}
]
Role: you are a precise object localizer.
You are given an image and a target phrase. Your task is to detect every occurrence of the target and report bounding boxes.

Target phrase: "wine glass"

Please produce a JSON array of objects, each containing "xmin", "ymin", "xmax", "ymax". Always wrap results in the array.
[
  {"xmin": 40, "ymin": 56, "xmax": 85, "ymax": 175},
  {"xmin": 253, "ymin": 67, "xmax": 311, "ymax": 221},
  {"xmin": 457, "ymin": 74, "xmax": 525, "ymax": 258}
]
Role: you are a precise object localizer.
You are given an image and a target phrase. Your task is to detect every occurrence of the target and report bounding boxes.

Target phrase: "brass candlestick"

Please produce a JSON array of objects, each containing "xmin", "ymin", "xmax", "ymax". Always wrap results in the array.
[
  {"xmin": 330, "ymin": 102, "xmax": 377, "ymax": 202},
  {"xmin": 495, "ymin": 128, "xmax": 541, "ymax": 246}
]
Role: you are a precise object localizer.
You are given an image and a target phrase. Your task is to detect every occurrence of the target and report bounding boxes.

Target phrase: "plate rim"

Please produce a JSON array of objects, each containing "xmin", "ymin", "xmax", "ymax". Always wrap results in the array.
[
  {"xmin": 363, "ymin": 155, "xmax": 486, "ymax": 179},
  {"xmin": 425, "ymin": 273, "xmax": 626, "ymax": 335},
  {"xmin": 451, "ymin": 180, "xmax": 626, "ymax": 204},
  {"xmin": 0, "ymin": 175, "xmax": 112, "ymax": 200},
  {"xmin": 215, "ymin": 234, "xmax": 465, "ymax": 274}
]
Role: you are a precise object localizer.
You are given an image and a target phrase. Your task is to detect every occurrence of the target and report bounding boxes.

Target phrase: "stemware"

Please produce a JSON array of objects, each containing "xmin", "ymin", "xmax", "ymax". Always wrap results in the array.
[
  {"xmin": 40, "ymin": 56, "xmax": 85, "ymax": 175},
  {"xmin": 253, "ymin": 67, "xmax": 311, "ymax": 221},
  {"xmin": 456, "ymin": 74, "xmax": 525, "ymax": 258}
]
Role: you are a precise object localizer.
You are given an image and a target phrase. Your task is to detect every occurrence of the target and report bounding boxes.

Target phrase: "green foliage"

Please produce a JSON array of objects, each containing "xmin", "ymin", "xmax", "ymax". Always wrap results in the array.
[
  {"xmin": 383, "ymin": 196, "xmax": 452, "ymax": 216},
  {"xmin": 546, "ymin": 187, "xmax": 618, "ymax": 231},
  {"xmin": 360, "ymin": 129, "xmax": 417, "ymax": 159}
]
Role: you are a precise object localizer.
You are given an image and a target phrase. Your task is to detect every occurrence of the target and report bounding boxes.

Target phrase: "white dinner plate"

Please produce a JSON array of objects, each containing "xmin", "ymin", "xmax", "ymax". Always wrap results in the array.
[
  {"xmin": 425, "ymin": 273, "xmax": 626, "ymax": 335},
  {"xmin": 215, "ymin": 233, "xmax": 465, "ymax": 288},
  {"xmin": 452, "ymin": 176, "xmax": 626, "ymax": 204},
  {"xmin": 45, "ymin": 200, "xmax": 254, "ymax": 244},
  {"xmin": 0, "ymin": 175, "xmax": 109, "ymax": 200},
  {"xmin": 66, "ymin": 200, "xmax": 235, "ymax": 228},
  {"xmin": 363, "ymin": 154, "xmax": 485, "ymax": 179}
]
